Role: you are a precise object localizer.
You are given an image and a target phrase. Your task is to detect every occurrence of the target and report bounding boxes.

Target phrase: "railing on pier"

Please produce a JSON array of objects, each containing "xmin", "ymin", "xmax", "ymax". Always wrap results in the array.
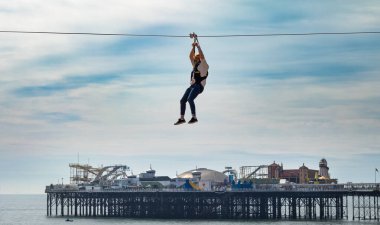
[{"xmin": 45, "ymin": 183, "xmax": 380, "ymax": 193}]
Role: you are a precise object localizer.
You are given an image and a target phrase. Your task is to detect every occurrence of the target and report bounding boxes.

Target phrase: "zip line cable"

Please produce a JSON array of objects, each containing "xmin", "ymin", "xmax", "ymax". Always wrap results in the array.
[
  {"xmin": 0, "ymin": 30, "xmax": 380, "ymax": 38},
  {"xmin": 0, "ymin": 30, "xmax": 187, "ymax": 37}
]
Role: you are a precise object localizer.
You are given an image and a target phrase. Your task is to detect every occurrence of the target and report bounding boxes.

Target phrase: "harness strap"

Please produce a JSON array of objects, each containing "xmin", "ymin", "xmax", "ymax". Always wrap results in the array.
[{"xmin": 191, "ymin": 62, "xmax": 208, "ymax": 84}]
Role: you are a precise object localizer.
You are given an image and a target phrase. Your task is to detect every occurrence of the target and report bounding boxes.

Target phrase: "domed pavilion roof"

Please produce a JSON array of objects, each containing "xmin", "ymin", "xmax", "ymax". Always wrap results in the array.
[{"xmin": 177, "ymin": 168, "xmax": 227, "ymax": 183}]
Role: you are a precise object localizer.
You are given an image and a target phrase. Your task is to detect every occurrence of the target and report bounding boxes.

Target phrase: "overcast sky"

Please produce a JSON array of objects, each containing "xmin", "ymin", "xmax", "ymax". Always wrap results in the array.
[{"xmin": 0, "ymin": 0, "xmax": 380, "ymax": 194}]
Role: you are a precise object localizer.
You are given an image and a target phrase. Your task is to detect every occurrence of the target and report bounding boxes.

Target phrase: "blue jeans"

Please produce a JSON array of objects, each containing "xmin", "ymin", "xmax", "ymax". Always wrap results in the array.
[{"xmin": 180, "ymin": 84, "xmax": 202, "ymax": 116}]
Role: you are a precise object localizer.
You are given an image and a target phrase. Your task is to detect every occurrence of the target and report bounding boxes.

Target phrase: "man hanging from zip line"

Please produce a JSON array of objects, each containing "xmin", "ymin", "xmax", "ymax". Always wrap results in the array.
[{"xmin": 174, "ymin": 33, "xmax": 209, "ymax": 125}]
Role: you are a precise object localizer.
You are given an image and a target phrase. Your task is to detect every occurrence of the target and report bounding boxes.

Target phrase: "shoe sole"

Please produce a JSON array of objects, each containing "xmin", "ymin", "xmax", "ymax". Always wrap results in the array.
[
  {"xmin": 188, "ymin": 121, "xmax": 198, "ymax": 124},
  {"xmin": 174, "ymin": 122, "xmax": 186, "ymax": 125}
]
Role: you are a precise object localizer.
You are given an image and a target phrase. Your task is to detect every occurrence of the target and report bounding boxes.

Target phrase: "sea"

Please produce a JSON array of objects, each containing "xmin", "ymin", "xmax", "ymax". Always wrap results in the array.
[{"xmin": 0, "ymin": 195, "xmax": 378, "ymax": 225}]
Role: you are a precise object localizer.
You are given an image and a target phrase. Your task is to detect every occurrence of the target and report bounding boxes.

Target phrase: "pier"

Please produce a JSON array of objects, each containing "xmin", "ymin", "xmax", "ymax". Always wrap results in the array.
[{"xmin": 46, "ymin": 183, "xmax": 380, "ymax": 221}]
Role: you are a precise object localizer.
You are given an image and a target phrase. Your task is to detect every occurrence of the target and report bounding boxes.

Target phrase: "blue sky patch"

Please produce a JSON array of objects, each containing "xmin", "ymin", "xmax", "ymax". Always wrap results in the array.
[
  {"xmin": 32, "ymin": 112, "xmax": 81, "ymax": 123},
  {"xmin": 13, "ymin": 73, "xmax": 123, "ymax": 97}
]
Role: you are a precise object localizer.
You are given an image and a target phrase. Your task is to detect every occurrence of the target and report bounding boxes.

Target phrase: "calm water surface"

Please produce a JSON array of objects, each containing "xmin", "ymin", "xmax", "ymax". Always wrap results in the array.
[{"xmin": 0, "ymin": 195, "xmax": 377, "ymax": 225}]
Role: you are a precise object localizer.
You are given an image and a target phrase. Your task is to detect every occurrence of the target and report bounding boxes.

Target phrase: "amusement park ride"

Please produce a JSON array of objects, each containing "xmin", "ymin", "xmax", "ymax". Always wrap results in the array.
[{"xmin": 69, "ymin": 163, "xmax": 129, "ymax": 187}]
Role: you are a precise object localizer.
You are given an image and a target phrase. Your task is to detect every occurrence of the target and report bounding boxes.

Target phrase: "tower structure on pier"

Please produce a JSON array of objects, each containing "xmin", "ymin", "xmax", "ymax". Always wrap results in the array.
[{"xmin": 319, "ymin": 158, "xmax": 330, "ymax": 179}]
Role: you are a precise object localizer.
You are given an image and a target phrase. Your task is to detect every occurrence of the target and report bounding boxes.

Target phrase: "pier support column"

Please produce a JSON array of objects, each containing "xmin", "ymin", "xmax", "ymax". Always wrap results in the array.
[
  {"xmin": 307, "ymin": 197, "xmax": 312, "ymax": 219},
  {"xmin": 55, "ymin": 194, "xmax": 58, "ymax": 216},
  {"xmin": 320, "ymin": 197, "xmax": 324, "ymax": 219},
  {"xmin": 49, "ymin": 194, "xmax": 52, "ymax": 216},
  {"xmin": 277, "ymin": 197, "xmax": 282, "ymax": 219},
  {"xmin": 376, "ymin": 195, "xmax": 379, "ymax": 222},
  {"xmin": 46, "ymin": 193, "xmax": 49, "ymax": 216},
  {"xmin": 74, "ymin": 195, "xmax": 77, "ymax": 216},
  {"xmin": 61, "ymin": 195, "xmax": 64, "ymax": 216},
  {"xmin": 259, "ymin": 197, "xmax": 268, "ymax": 219},
  {"xmin": 336, "ymin": 196, "xmax": 343, "ymax": 219},
  {"xmin": 352, "ymin": 195, "xmax": 355, "ymax": 221},
  {"xmin": 291, "ymin": 197, "xmax": 297, "ymax": 219}
]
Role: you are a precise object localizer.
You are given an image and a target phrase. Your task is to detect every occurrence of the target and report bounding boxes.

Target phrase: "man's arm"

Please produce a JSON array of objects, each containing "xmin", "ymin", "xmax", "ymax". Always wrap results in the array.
[
  {"xmin": 189, "ymin": 43, "xmax": 196, "ymax": 64},
  {"xmin": 195, "ymin": 43, "xmax": 209, "ymax": 77},
  {"xmin": 195, "ymin": 43, "xmax": 205, "ymax": 60}
]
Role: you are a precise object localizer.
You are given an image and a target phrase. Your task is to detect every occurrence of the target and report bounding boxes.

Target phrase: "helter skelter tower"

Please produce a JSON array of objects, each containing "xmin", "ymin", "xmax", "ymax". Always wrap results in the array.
[{"xmin": 319, "ymin": 158, "xmax": 330, "ymax": 178}]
